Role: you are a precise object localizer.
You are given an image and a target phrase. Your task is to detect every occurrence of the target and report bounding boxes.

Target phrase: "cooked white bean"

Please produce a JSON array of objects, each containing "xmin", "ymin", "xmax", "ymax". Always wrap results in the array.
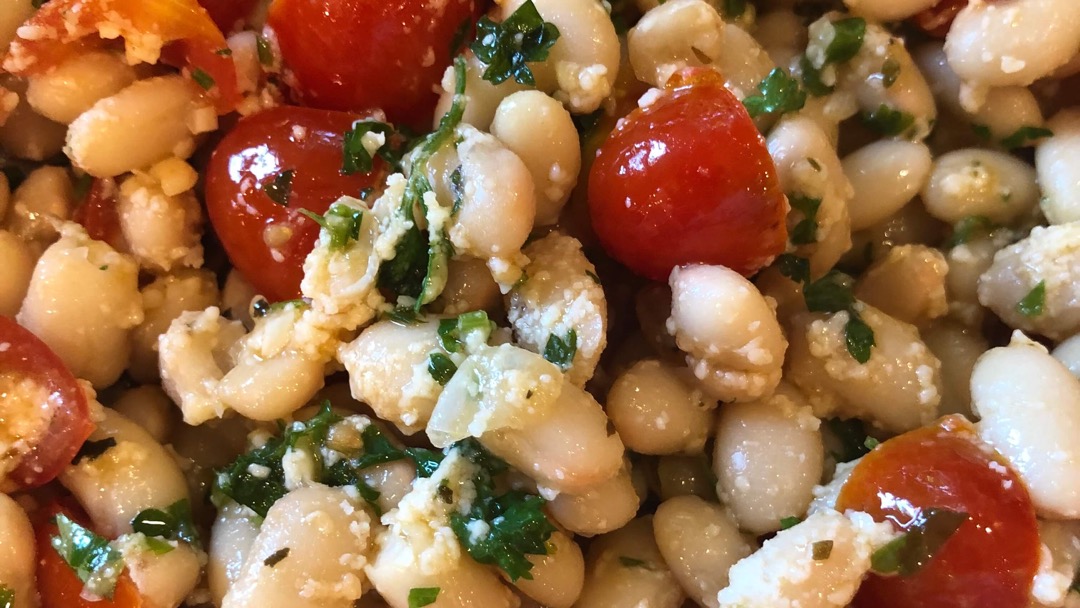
[
  {"xmin": 158, "ymin": 307, "xmax": 247, "ymax": 426},
  {"xmin": 854, "ymin": 244, "xmax": 948, "ymax": 326},
  {"xmin": 17, "ymin": 224, "xmax": 143, "ymax": 388},
  {"xmin": 509, "ymin": 531, "xmax": 584, "ymax": 608},
  {"xmin": 977, "ymin": 223, "xmax": 1080, "ymax": 341},
  {"xmin": 0, "ymin": 494, "xmax": 36, "ymax": 608},
  {"xmin": 131, "ymin": 269, "xmax": 220, "ymax": 383},
  {"xmin": 786, "ymin": 305, "xmax": 942, "ymax": 433},
  {"xmin": 0, "ymin": 77, "xmax": 66, "ymax": 161},
  {"xmin": 218, "ymin": 353, "xmax": 327, "ymax": 422},
  {"xmin": 66, "ymin": 76, "xmax": 217, "ymax": 177},
  {"xmin": 117, "ymin": 536, "xmax": 200, "ymax": 608},
  {"xmin": 1032, "ymin": 520, "xmax": 1080, "ymax": 607},
  {"xmin": 668, "ymin": 264, "xmax": 787, "ymax": 402},
  {"xmin": 922, "ymin": 148, "xmax": 1039, "ymax": 225},
  {"xmin": 116, "ymin": 171, "xmax": 204, "ymax": 273},
  {"xmin": 575, "ymin": 517, "xmax": 685, "ymax": 608},
  {"xmin": 843, "ymin": 0, "xmax": 936, "ymax": 22},
  {"xmin": 607, "ymin": 359, "xmax": 715, "ymax": 455},
  {"xmin": 111, "ymin": 385, "xmax": 177, "ymax": 444},
  {"xmin": 547, "ymin": 466, "xmax": 640, "ymax": 537},
  {"xmin": 208, "ymin": 502, "xmax": 262, "ymax": 606},
  {"xmin": 0, "ymin": 230, "xmax": 34, "ymax": 317},
  {"xmin": 944, "ymin": 233, "xmax": 1004, "ymax": 327},
  {"xmin": 714, "ymin": 383, "xmax": 824, "ymax": 534},
  {"xmin": 843, "ymin": 140, "xmax": 931, "ymax": 231},
  {"xmin": 60, "ymin": 408, "xmax": 189, "ymax": 538},
  {"xmin": 434, "ymin": 257, "xmax": 502, "ymax": 316},
  {"xmin": 715, "ymin": 23, "xmax": 776, "ymax": 103},
  {"xmin": 1037, "ymin": 109, "xmax": 1080, "ymax": 225},
  {"xmin": 222, "ymin": 269, "xmax": 259, "ymax": 327},
  {"xmin": 26, "ymin": 51, "xmax": 137, "ymax": 124},
  {"xmin": 653, "ymin": 495, "xmax": 753, "ymax": 608},
  {"xmin": 920, "ymin": 321, "xmax": 988, "ymax": 418},
  {"xmin": 507, "ymin": 232, "xmax": 606, "ymax": 386},
  {"xmin": 627, "ymin": 0, "xmax": 727, "ymax": 88},
  {"xmin": 433, "ymin": 52, "xmax": 528, "ymax": 131},
  {"xmin": 756, "ymin": 10, "xmax": 807, "ymax": 69},
  {"xmin": 1053, "ymin": 334, "xmax": 1080, "ymax": 380},
  {"xmin": 223, "ymin": 486, "xmax": 372, "ymax": 608},
  {"xmin": 358, "ymin": 460, "xmax": 416, "ymax": 516},
  {"xmin": 7, "ymin": 165, "xmax": 74, "ymax": 243},
  {"xmin": 972, "ymin": 332, "xmax": 1080, "ymax": 519}
]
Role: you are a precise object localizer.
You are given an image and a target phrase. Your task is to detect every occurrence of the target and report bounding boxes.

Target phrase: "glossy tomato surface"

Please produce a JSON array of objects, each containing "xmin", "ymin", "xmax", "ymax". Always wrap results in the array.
[
  {"xmin": 205, "ymin": 106, "xmax": 386, "ymax": 301},
  {"xmin": 72, "ymin": 178, "xmax": 125, "ymax": 252},
  {"xmin": 836, "ymin": 416, "xmax": 1040, "ymax": 608},
  {"xmin": 588, "ymin": 69, "xmax": 787, "ymax": 281},
  {"xmin": 267, "ymin": 0, "xmax": 483, "ymax": 128},
  {"xmin": 0, "ymin": 317, "xmax": 94, "ymax": 490}
]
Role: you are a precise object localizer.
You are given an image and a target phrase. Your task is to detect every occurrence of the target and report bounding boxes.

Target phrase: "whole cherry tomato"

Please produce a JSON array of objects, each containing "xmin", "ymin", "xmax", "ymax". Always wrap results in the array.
[
  {"xmin": 0, "ymin": 317, "xmax": 95, "ymax": 492},
  {"xmin": 836, "ymin": 416, "xmax": 1040, "ymax": 608},
  {"xmin": 35, "ymin": 501, "xmax": 142, "ymax": 608},
  {"xmin": 198, "ymin": 0, "xmax": 259, "ymax": 33},
  {"xmin": 267, "ymin": 0, "xmax": 484, "ymax": 128},
  {"xmin": 205, "ymin": 106, "xmax": 387, "ymax": 301},
  {"xmin": 587, "ymin": 69, "xmax": 788, "ymax": 281}
]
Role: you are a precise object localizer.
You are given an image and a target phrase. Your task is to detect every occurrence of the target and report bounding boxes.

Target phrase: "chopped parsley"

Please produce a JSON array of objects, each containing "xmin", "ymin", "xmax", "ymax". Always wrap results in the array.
[
  {"xmin": 789, "ymin": 194, "xmax": 822, "ymax": 245},
  {"xmin": 408, "ymin": 587, "xmax": 441, "ymax": 608},
  {"xmin": 403, "ymin": 447, "xmax": 444, "ymax": 478},
  {"xmin": 256, "ymin": 34, "xmax": 273, "ymax": 66},
  {"xmin": 214, "ymin": 47, "xmax": 232, "ymax": 56},
  {"xmin": 812, "ymin": 540, "xmax": 834, "ymax": 560},
  {"xmin": 799, "ymin": 55, "xmax": 833, "ymax": 96},
  {"xmin": 971, "ymin": 123, "xmax": 992, "ymax": 141},
  {"xmin": 263, "ymin": 547, "xmax": 290, "ymax": 567},
  {"xmin": 776, "ymin": 253, "xmax": 811, "ymax": 285},
  {"xmin": 722, "ymin": 0, "xmax": 747, "ymax": 18},
  {"xmin": 51, "ymin": 514, "xmax": 124, "ymax": 599},
  {"xmin": 428, "ymin": 352, "xmax": 458, "ymax": 385},
  {"xmin": 881, "ymin": 57, "xmax": 900, "ymax": 88},
  {"xmin": 1000, "ymin": 126, "xmax": 1053, "ymax": 150},
  {"xmin": 385, "ymin": 306, "xmax": 426, "ymax": 326},
  {"xmin": 864, "ymin": 436, "xmax": 881, "ymax": 450},
  {"xmin": 72, "ymin": 438, "xmax": 117, "ymax": 465},
  {"xmin": 572, "ymin": 109, "xmax": 605, "ymax": 144},
  {"xmin": 299, "ymin": 202, "xmax": 365, "ymax": 250},
  {"xmin": 863, "ymin": 104, "xmax": 916, "ymax": 138},
  {"xmin": 437, "ymin": 311, "xmax": 494, "ymax": 353},
  {"xmin": 341, "ymin": 121, "xmax": 394, "ymax": 175},
  {"xmin": 945, "ymin": 215, "xmax": 995, "ymax": 248},
  {"xmin": 870, "ymin": 508, "xmax": 968, "ymax": 576},
  {"xmin": 618, "ymin": 556, "xmax": 653, "ymax": 569},
  {"xmin": 824, "ymin": 18, "xmax": 866, "ymax": 64},
  {"xmin": 824, "ymin": 418, "xmax": 875, "ymax": 463},
  {"xmin": 1016, "ymin": 281, "xmax": 1046, "ymax": 318},
  {"xmin": 131, "ymin": 499, "xmax": 199, "ymax": 546},
  {"xmin": 743, "ymin": 68, "xmax": 807, "ymax": 119},
  {"xmin": 780, "ymin": 516, "xmax": 802, "ymax": 530},
  {"xmin": 0, "ymin": 585, "xmax": 14, "ymax": 608},
  {"xmin": 471, "ymin": 0, "xmax": 560, "ymax": 86},
  {"xmin": 543, "ymin": 328, "xmax": 578, "ymax": 370},
  {"xmin": 262, "ymin": 169, "xmax": 295, "ymax": 206},
  {"xmin": 844, "ymin": 312, "xmax": 875, "ymax": 365},
  {"xmin": 191, "ymin": 68, "xmax": 215, "ymax": 91},
  {"xmin": 251, "ymin": 297, "xmax": 311, "ymax": 318}
]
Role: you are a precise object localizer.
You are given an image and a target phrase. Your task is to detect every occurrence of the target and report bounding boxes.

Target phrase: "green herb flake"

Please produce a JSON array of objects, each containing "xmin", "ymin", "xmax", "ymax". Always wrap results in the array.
[
  {"xmin": 824, "ymin": 17, "xmax": 866, "ymax": 64},
  {"xmin": 72, "ymin": 438, "xmax": 117, "ymax": 465},
  {"xmin": 214, "ymin": 47, "xmax": 232, "ymax": 56},
  {"xmin": 0, "ymin": 585, "xmax": 15, "ymax": 608},
  {"xmin": 73, "ymin": 172, "xmax": 93, "ymax": 200},
  {"xmin": 262, "ymin": 169, "xmax": 295, "ymax": 206},
  {"xmin": 342, "ymin": 121, "xmax": 394, "ymax": 175},
  {"xmin": 142, "ymin": 536, "xmax": 174, "ymax": 555},
  {"xmin": 1016, "ymin": 281, "xmax": 1046, "ymax": 318},
  {"xmin": 946, "ymin": 215, "xmax": 995, "ymax": 248},
  {"xmin": 300, "ymin": 202, "xmax": 364, "ymax": 250},
  {"xmin": 881, "ymin": 57, "xmax": 900, "ymax": 88},
  {"xmin": 403, "ymin": 447, "xmax": 445, "ymax": 478},
  {"xmin": 799, "ymin": 55, "xmax": 833, "ymax": 97},
  {"xmin": 812, "ymin": 540, "xmax": 834, "ymax": 560},
  {"xmin": 845, "ymin": 310, "xmax": 875, "ymax": 364},
  {"xmin": 191, "ymin": 68, "xmax": 215, "ymax": 91},
  {"xmin": 863, "ymin": 436, "xmax": 881, "ymax": 450},
  {"xmin": 780, "ymin": 516, "xmax": 802, "ymax": 530},
  {"xmin": 618, "ymin": 556, "xmax": 653, "ymax": 569},
  {"xmin": 438, "ymin": 310, "xmax": 493, "ymax": 353},
  {"xmin": 585, "ymin": 270, "xmax": 600, "ymax": 283},
  {"xmin": 408, "ymin": 587, "xmax": 441, "ymax": 608},
  {"xmin": 789, "ymin": 194, "xmax": 822, "ymax": 245},
  {"xmin": 824, "ymin": 418, "xmax": 874, "ymax": 463},
  {"xmin": 131, "ymin": 499, "xmax": 199, "ymax": 546},
  {"xmin": 51, "ymin": 514, "xmax": 124, "ymax": 599},
  {"xmin": 971, "ymin": 123, "xmax": 992, "ymax": 141},
  {"xmin": 1000, "ymin": 126, "xmax": 1053, "ymax": 150},
  {"xmin": 743, "ymin": 68, "xmax": 807, "ymax": 119},
  {"xmin": 471, "ymin": 0, "xmax": 560, "ymax": 86},
  {"xmin": 722, "ymin": 0, "xmax": 746, "ymax": 18},
  {"xmin": 385, "ymin": 306, "xmax": 425, "ymax": 326},
  {"xmin": 428, "ymin": 352, "xmax": 458, "ymax": 385},
  {"xmin": 863, "ymin": 104, "xmax": 916, "ymax": 137},
  {"xmin": 870, "ymin": 508, "xmax": 968, "ymax": 576},
  {"xmin": 776, "ymin": 253, "xmax": 811, "ymax": 285},
  {"xmin": 263, "ymin": 547, "xmax": 290, "ymax": 567},
  {"xmin": 543, "ymin": 329, "xmax": 578, "ymax": 370},
  {"xmin": 256, "ymin": 35, "xmax": 273, "ymax": 66},
  {"xmin": 803, "ymin": 271, "xmax": 856, "ymax": 313}
]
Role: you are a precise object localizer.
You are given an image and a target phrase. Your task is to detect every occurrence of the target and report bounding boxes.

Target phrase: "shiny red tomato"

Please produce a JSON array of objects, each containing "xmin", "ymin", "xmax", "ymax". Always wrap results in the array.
[
  {"xmin": 587, "ymin": 69, "xmax": 787, "ymax": 281},
  {"xmin": 35, "ymin": 501, "xmax": 143, "ymax": 608},
  {"xmin": 205, "ymin": 106, "xmax": 387, "ymax": 301},
  {"xmin": 198, "ymin": 0, "xmax": 259, "ymax": 33},
  {"xmin": 72, "ymin": 178, "xmax": 125, "ymax": 252},
  {"xmin": 836, "ymin": 416, "xmax": 1040, "ymax": 608},
  {"xmin": 267, "ymin": 0, "xmax": 484, "ymax": 128},
  {"xmin": 0, "ymin": 317, "xmax": 94, "ymax": 491}
]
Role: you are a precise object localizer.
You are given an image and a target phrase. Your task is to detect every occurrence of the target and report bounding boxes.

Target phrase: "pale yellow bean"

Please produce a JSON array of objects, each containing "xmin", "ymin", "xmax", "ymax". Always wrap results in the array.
[
  {"xmin": 0, "ymin": 494, "xmax": 36, "ymax": 608},
  {"xmin": 575, "ymin": 517, "xmax": 685, "ymax": 608},
  {"xmin": 111, "ymin": 385, "xmax": 178, "ymax": 445},
  {"xmin": 843, "ymin": 140, "xmax": 931, "ymax": 231},
  {"xmin": 922, "ymin": 148, "xmax": 1039, "ymax": 225},
  {"xmin": 547, "ymin": 466, "xmax": 640, "ymax": 537},
  {"xmin": 854, "ymin": 244, "xmax": 948, "ymax": 326},
  {"xmin": 0, "ymin": 77, "xmax": 66, "ymax": 161},
  {"xmin": 509, "ymin": 531, "xmax": 584, "ymax": 608},
  {"xmin": 0, "ymin": 230, "xmax": 34, "ymax": 316},
  {"xmin": 1053, "ymin": 334, "xmax": 1080, "ymax": 380},
  {"xmin": 131, "ymin": 269, "xmax": 221, "ymax": 383},
  {"xmin": 0, "ymin": 0, "xmax": 33, "ymax": 52},
  {"xmin": 920, "ymin": 321, "xmax": 988, "ymax": 418},
  {"xmin": 607, "ymin": 359, "xmax": 715, "ymax": 455},
  {"xmin": 7, "ymin": 165, "xmax": 75, "ymax": 243},
  {"xmin": 26, "ymin": 51, "xmax": 137, "ymax": 124}
]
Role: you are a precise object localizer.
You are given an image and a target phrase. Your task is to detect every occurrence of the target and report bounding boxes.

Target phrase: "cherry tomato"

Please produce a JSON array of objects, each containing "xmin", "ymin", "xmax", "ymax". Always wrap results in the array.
[
  {"xmin": 198, "ymin": 0, "xmax": 259, "ymax": 33},
  {"xmin": 912, "ymin": 0, "xmax": 966, "ymax": 37},
  {"xmin": 3, "ymin": 0, "xmax": 239, "ymax": 113},
  {"xmin": 71, "ymin": 178, "xmax": 126, "ymax": 252},
  {"xmin": 0, "ymin": 317, "xmax": 94, "ymax": 491},
  {"xmin": 205, "ymin": 106, "xmax": 387, "ymax": 301},
  {"xmin": 35, "ymin": 500, "xmax": 142, "ymax": 608},
  {"xmin": 267, "ymin": 0, "xmax": 484, "ymax": 128},
  {"xmin": 587, "ymin": 69, "xmax": 787, "ymax": 281},
  {"xmin": 836, "ymin": 416, "xmax": 1040, "ymax": 608}
]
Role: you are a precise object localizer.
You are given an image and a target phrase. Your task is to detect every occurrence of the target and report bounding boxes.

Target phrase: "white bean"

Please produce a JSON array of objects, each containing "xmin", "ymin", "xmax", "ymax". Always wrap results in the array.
[
  {"xmin": 922, "ymin": 148, "xmax": 1039, "ymax": 225},
  {"xmin": 60, "ymin": 408, "xmax": 189, "ymax": 538},
  {"xmin": 0, "ymin": 77, "xmax": 66, "ymax": 161},
  {"xmin": 945, "ymin": 233, "xmax": 1003, "ymax": 327},
  {"xmin": 1033, "ymin": 520, "xmax": 1080, "ymax": 607},
  {"xmin": 1037, "ymin": 109, "xmax": 1080, "ymax": 225},
  {"xmin": 1053, "ymin": 334, "xmax": 1080, "ymax": 380},
  {"xmin": 26, "ymin": 51, "xmax": 137, "ymax": 124},
  {"xmin": 223, "ymin": 486, "xmax": 372, "ymax": 608},
  {"xmin": 208, "ymin": 502, "xmax": 262, "ymax": 606},
  {"xmin": 842, "ymin": 140, "xmax": 931, "ymax": 231},
  {"xmin": 118, "ymin": 538, "xmax": 200, "ymax": 608},
  {"xmin": 131, "ymin": 269, "xmax": 220, "ymax": 383},
  {"xmin": 222, "ymin": 269, "xmax": 259, "ymax": 328},
  {"xmin": 920, "ymin": 321, "xmax": 988, "ymax": 418},
  {"xmin": 0, "ymin": 230, "xmax": 34, "ymax": 316},
  {"xmin": 158, "ymin": 307, "xmax": 247, "ymax": 426},
  {"xmin": 657, "ymin": 454, "xmax": 716, "ymax": 501},
  {"xmin": 715, "ymin": 23, "xmax": 776, "ymax": 103},
  {"xmin": 547, "ymin": 466, "xmax": 640, "ymax": 537},
  {"xmin": 0, "ymin": 494, "xmax": 36, "ymax": 608},
  {"xmin": 7, "ymin": 165, "xmax": 74, "ymax": 243},
  {"xmin": 653, "ymin": 495, "xmax": 753, "ymax": 608},
  {"xmin": 972, "ymin": 333, "xmax": 1080, "ymax": 519},
  {"xmin": 358, "ymin": 459, "xmax": 416, "ymax": 516},
  {"xmin": 607, "ymin": 359, "xmax": 715, "ymax": 455},
  {"xmin": 433, "ymin": 52, "xmax": 528, "ymax": 132},
  {"xmin": 509, "ymin": 531, "xmax": 584, "ymax": 608},
  {"xmin": 575, "ymin": 517, "xmax": 685, "ymax": 608},
  {"xmin": 17, "ymin": 224, "xmax": 143, "ymax": 388},
  {"xmin": 843, "ymin": 0, "xmax": 936, "ymax": 22},
  {"xmin": 111, "ymin": 385, "xmax": 177, "ymax": 445},
  {"xmin": 668, "ymin": 264, "xmax": 787, "ymax": 402},
  {"xmin": 433, "ymin": 257, "xmax": 502, "ymax": 316},
  {"xmin": 490, "ymin": 91, "xmax": 580, "ymax": 226},
  {"xmin": 627, "ymin": 0, "xmax": 727, "ymax": 88},
  {"xmin": 116, "ymin": 171, "xmax": 204, "ymax": 272},
  {"xmin": 854, "ymin": 244, "xmax": 948, "ymax": 326},
  {"xmin": 756, "ymin": 10, "xmax": 807, "ymax": 69}
]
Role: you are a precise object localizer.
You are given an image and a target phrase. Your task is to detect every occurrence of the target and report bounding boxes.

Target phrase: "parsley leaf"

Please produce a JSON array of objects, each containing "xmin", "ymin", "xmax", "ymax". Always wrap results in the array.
[
  {"xmin": 881, "ymin": 57, "xmax": 900, "ymax": 88},
  {"xmin": 1016, "ymin": 281, "xmax": 1046, "ymax": 318},
  {"xmin": 0, "ymin": 585, "xmax": 14, "ymax": 608},
  {"xmin": 780, "ymin": 516, "xmax": 802, "ymax": 530},
  {"xmin": 824, "ymin": 17, "xmax": 866, "ymax": 64},
  {"xmin": 824, "ymin": 418, "xmax": 874, "ymax": 463},
  {"xmin": 52, "ymin": 514, "xmax": 124, "ymax": 599},
  {"xmin": 743, "ymin": 68, "xmax": 807, "ymax": 119},
  {"xmin": 251, "ymin": 297, "xmax": 311, "ymax": 318},
  {"xmin": 428, "ymin": 352, "xmax": 458, "ymax": 385},
  {"xmin": 618, "ymin": 556, "xmax": 653, "ymax": 569},
  {"xmin": 299, "ymin": 202, "xmax": 365, "ymax": 250},
  {"xmin": 377, "ymin": 225, "xmax": 428, "ymax": 299},
  {"xmin": 845, "ymin": 310, "xmax": 875, "ymax": 364},
  {"xmin": 471, "ymin": 0, "xmax": 560, "ymax": 86},
  {"xmin": 812, "ymin": 540, "xmax": 834, "ymax": 560},
  {"xmin": 131, "ymin": 499, "xmax": 199, "ymax": 546},
  {"xmin": 543, "ymin": 329, "xmax": 578, "ymax": 370},
  {"xmin": 946, "ymin": 215, "xmax": 995, "ymax": 248},
  {"xmin": 342, "ymin": 121, "xmax": 394, "ymax": 175},
  {"xmin": 722, "ymin": 0, "xmax": 746, "ymax": 18},
  {"xmin": 403, "ymin": 447, "xmax": 444, "ymax": 478},
  {"xmin": 863, "ymin": 104, "xmax": 915, "ymax": 137},
  {"xmin": 408, "ymin": 587, "xmax": 441, "ymax": 608},
  {"xmin": 799, "ymin": 55, "xmax": 833, "ymax": 96},
  {"xmin": 437, "ymin": 311, "xmax": 494, "ymax": 353},
  {"xmin": 803, "ymin": 271, "xmax": 856, "ymax": 313},
  {"xmin": 262, "ymin": 170, "xmax": 294, "ymax": 206},
  {"xmin": 191, "ymin": 68, "xmax": 215, "ymax": 91},
  {"xmin": 263, "ymin": 548, "xmax": 290, "ymax": 567},
  {"xmin": 776, "ymin": 253, "xmax": 811, "ymax": 285},
  {"xmin": 779, "ymin": 263, "xmax": 876, "ymax": 363},
  {"xmin": 256, "ymin": 34, "xmax": 273, "ymax": 66},
  {"xmin": 789, "ymin": 194, "xmax": 822, "ymax": 245},
  {"xmin": 1000, "ymin": 125, "xmax": 1053, "ymax": 150},
  {"xmin": 385, "ymin": 306, "xmax": 426, "ymax": 326},
  {"xmin": 871, "ymin": 508, "xmax": 968, "ymax": 576},
  {"xmin": 72, "ymin": 438, "xmax": 116, "ymax": 465}
]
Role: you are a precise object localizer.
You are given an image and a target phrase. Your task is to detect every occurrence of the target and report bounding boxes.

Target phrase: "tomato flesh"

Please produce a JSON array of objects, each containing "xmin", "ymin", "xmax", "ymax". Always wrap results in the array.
[
  {"xmin": 587, "ymin": 69, "xmax": 787, "ymax": 281},
  {"xmin": 267, "ymin": 0, "xmax": 483, "ymax": 128},
  {"xmin": 0, "ymin": 317, "xmax": 94, "ymax": 491},
  {"xmin": 836, "ymin": 416, "xmax": 1040, "ymax": 608},
  {"xmin": 205, "ymin": 106, "xmax": 386, "ymax": 301},
  {"xmin": 198, "ymin": 0, "xmax": 259, "ymax": 33},
  {"xmin": 72, "ymin": 178, "xmax": 125, "ymax": 252}
]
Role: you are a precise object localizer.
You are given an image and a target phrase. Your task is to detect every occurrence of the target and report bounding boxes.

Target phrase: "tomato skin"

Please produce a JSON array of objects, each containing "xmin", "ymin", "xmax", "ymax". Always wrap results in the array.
[
  {"xmin": 72, "ymin": 178, "xmax": 125, "ymax": 252},
  {"xmin": 836, "ymin": 416, "xmax": 1040, "ymax": 608},
  {"xmin": 205, "ymin": 106, "xmax": 386, "ymax": 301},
  {"xmin": 912, "ymin": 0, "xmax": 967, "ymax": 37},
  {"xmin": 587, "ymin": 69, "xmax": 787, "ymax": 281},
  {"xmin": 198, "ymin": 0, "xmax": 259, "ymax": 32},
  {"xmin": 267, "ymin": 0, "xmax": 484, "ymax": 128},
  {"xmin": 35, "ymin": 501, "xmax": 142, "ymax": 608},
  {"xmin": 0, "ymin": 317, "xmax": 94, "ymax": 491}
]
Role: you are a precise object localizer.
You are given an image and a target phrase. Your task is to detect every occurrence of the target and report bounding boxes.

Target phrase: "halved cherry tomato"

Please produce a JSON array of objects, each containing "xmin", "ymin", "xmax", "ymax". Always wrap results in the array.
[
  {"xmin": 2, "ymin": 0, "xmax": 239, "ymax": 113},
  {"xmin": 71, "ymin": 178, "xmax": 126, "ymax": 252},
  {"xmin": 198, "ymin": 0, "xmax": 260, "ymax": 33},
  {"xmin": 205, "ymin": 106, "xmax": 387, "ymax": 301},
  {"xmin": 0, "ymin": 317, "xmax": 94, "ymax": 491},
  {"xmin": 35, "ymin": 500, "xmax": 142, "ymax": 608},
  {"xmin": 267, "ymin": 0, "xmax": 484, "ymax": 128},
  {"xmin": 587, "ymin": 68, "xmax": 787, "ymax": 281},
  {"xmin": 912, "ymin": 0, "xmax": 966, "ymax": 38},
  {"xmin": 836, "ymin": 416, "xmax": 1040, "ymax": 608}
]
